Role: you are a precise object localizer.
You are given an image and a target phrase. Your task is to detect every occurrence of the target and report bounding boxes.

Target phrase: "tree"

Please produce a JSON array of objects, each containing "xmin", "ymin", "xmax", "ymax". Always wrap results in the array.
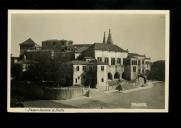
[
  {"xmin": 147, "ymin": 60, "xmax": 165, "ymax": 81},
  {"xmin": 11, "ymin": 64, "xmax": 23, "ymax": 81}
]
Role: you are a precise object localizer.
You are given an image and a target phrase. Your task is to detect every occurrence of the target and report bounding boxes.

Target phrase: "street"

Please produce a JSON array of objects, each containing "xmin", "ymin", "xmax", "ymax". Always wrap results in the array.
[{"xmin": 22, "ymin": 82, "xmax": 165, "ymax": 109}]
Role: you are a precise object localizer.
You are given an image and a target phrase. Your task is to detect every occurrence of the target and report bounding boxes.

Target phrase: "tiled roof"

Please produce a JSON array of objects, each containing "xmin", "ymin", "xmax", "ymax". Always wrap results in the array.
[
  {"xmin": 87, "ymin": 43, "xmax": 128, "ymax": 52},
  {"xmin": 144, "ymin": 57, "xmax": 151, "ymax": 60},
  {"xmin": 19, "ymin": 38, "xmax": 37, "ymax": 46},
  {"xmin": 43, "ymin": 39, "xmax": 73, "ymax": 42},
  {"xmin": 63, "ymin": 60, "xmax": 107, "ymax": 65},
  {"xmin": 128, "ymin": 53, "xmax": 146, "ymax": 58},
  {"xmin": 73, "ymin": 44, "xmax": 92, "ymax": 53},
  {"xmin": 63, "ymin": 60, "xmax": 90, "ymax": 65}
]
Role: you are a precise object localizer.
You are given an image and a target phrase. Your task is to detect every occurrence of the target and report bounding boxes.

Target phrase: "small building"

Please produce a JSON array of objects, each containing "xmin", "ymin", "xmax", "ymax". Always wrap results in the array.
[
  {"xmin": 19, "ymin": 38, "xmax": 41, "ymax": 56},
  {"xmin": 42, "ymin": 39, "xmax": 73, "ymax": 51},
  {"xmin": 123, "ymin": 53, "xmax": 151, "ymax": 80},
  {"xmin": 60, "ymin": 60, "xmax": 108, "ymax": 88},
  {"xmin": 73, "ymin": 44, "xmax": 92, "ymax": 59}
]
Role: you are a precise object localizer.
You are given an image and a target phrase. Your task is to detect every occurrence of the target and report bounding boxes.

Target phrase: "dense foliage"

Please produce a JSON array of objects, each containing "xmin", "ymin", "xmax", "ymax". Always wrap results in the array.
[{"xmin": 147, "ymin": 60, "xmax": 165, "ymax": 81}]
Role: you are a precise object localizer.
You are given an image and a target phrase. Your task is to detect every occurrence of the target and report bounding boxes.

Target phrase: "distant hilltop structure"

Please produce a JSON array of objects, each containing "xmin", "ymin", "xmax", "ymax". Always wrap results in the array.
[{"xmin": 12, "ymin": 29, "xmax": 151, "ymax": 89}]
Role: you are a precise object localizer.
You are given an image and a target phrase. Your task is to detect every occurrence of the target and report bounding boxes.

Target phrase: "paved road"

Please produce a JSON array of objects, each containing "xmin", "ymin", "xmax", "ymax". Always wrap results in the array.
[{"xmin": 22, "ymin": 82, "xmax": 165, "ymax": 109}]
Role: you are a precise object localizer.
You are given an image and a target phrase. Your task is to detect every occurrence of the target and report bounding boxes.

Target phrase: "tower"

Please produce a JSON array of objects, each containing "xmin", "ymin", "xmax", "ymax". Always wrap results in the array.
[
  {"xmin": 107, "ymin": 29, "xmax": 113, "ymax": 44},
  {"xmin": 103, "ymin": 32, "xmax": 106, "ymax": 44}
]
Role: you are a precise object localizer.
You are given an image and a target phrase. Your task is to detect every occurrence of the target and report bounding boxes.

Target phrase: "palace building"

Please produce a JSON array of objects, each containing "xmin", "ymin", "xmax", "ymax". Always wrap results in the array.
[{"xmin": 15, "ymin": 29, "xmax": 151, "ymax": 89}]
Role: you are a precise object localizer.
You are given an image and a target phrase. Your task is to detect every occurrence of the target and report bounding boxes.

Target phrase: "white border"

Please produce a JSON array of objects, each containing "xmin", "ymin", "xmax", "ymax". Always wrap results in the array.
[{"xmin": 7, "ymin": 10, "xmax": 170, "ymax": 113}]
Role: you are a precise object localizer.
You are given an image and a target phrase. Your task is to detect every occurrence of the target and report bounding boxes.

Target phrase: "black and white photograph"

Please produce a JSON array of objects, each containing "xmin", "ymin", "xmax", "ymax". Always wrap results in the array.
[{"xmin": 8, "ymin": 10, "xmax": 169, "ymax": 112}]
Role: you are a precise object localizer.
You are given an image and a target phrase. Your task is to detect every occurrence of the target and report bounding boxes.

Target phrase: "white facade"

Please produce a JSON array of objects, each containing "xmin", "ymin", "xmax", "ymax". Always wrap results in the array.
[
  {"xmin": 95, "ymin": 50, "xmax": 128, "ymax": 65},
  {"xmin": 73, "ymin": 64, "xmax": 86, "ymax": 85},
  {"xmin": 96, "ymin": 65, "xmax": 108, "ymax": 86}
]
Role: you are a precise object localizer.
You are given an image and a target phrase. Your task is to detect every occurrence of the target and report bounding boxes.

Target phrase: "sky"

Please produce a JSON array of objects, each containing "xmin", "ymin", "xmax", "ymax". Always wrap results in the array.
[{"xmin": 10, "ymin": 12, "xmax": 166, "ymax": 61}]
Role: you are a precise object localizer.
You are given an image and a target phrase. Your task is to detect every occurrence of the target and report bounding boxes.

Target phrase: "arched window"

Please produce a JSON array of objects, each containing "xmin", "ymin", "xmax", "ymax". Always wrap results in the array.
[
  {"xmin": 108, "ymin": 72, "xmax": 113, "ymax": 80},
  {"xmin": 114, "ymin": 72, "xmax": 120, "ymax": 79}
]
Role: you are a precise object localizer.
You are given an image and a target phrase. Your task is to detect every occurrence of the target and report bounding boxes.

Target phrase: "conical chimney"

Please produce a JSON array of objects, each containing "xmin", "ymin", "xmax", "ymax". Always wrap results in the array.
[
  {"xmin": 107, "ymin": 29, "xmax": 113, "ymax": 44},
  {"xmin": 103, "ymin": 32, "xmax": 106, "ymax": 44}
]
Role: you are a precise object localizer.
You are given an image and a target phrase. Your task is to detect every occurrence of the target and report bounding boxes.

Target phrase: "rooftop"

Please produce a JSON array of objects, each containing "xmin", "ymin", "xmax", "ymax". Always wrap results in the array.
[
  {"xmin": 128, "ymin": 53, "xmax": 146, "ymax": 58},
  {"xmin": 42, "ymin": 39, "xmax": 73, "ymax": 42},
  {"xmin": 19, "ymin": 38, "xmax": 37, "ymax": 46},
  {"xmin": 63, "ymin": 60, "xmax": 107, "ymax": 65},
  {"xmin": 73, "ymin": 44, "xmax": 92, "ymax": 53},
  {"xmin": 87, "ymin": 43, "xmax": 128, "ymax": 52}
]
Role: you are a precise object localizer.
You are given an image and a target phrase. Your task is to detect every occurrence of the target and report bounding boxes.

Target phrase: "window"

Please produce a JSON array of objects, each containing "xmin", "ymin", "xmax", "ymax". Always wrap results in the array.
[
  {"xmin": 142, "ymin": 60, "xmax": 144, "ymax": 64},
  {"xmin": 147, "ymin": 64, "xmax": 149, "ymax": 68},
  {"xmin": 108, "ymin": 72, "xmax": 113, "ymax": 80},
  {"xmin": 132, "ymin": 60, "xmax": 137, "ymax": 65},
  {"xmin": 101, "ymin": 78, "xmax": 104, "ymax": 82},
  {"xmin": 105, "ymin": 58, "xmax": 109, "ymax": 64},
  {"xmin": 101, "ymin": 66, "xmax": 104, "ymax": 71},
  {"xmin": 111, "ymin": 58, "xmax": 115, "ymax": 65},
  {"xmin": 117, "ymin": 58, "xmax": 121, "ymax": 64},
  {"xmin": 75, "ymin": 78, "xmax": 77, "ymax": 83},
  {"xmin": 138, "ymin": 60, "xmax": 140, "ymax": 65},
  {"xmin": 97, "ymin": 57, "xmax": 102, "ymax": 62},
  {"xmin": 114, "ymin": 72, "xmax": 120, "ymax": 79},
  {"xmin": 83, "ymin": 66, "xmax": 86, "ymax": 71},
  {"xmin": 76, "ymin": 66, "xmax": 79, "ymax": 71},
  {"xmin": 133, "ymin": 66, "xmax": 136, "ymax": 72},
  {"xmin": 78, "ymin": 76, "xmax": 80, "ymax": 79},
  {"xmin": 123, "ymin": 58, "xmax": 129, "ymax": 65}
]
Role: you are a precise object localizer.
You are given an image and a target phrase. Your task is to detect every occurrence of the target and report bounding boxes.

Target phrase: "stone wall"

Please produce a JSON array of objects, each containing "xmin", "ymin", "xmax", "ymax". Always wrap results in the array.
[{"xmin": 11, "ymin": 82, "xmax": 85, "ymax": 100}]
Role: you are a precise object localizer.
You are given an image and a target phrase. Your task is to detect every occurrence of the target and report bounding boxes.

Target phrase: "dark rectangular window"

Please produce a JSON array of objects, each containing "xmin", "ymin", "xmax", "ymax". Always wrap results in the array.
[
  {"xmin": 142, "ymin": 60, "xmax": 144, "ymax": 64},
  {"xmin": 111, "ymin": 58, "xmax": 115, "ymax": 65},
  {"xmin": 101, "ymin": 66, "xmax": 104, "ymax": 71},
  {"xmin": 76, "ymin": 66, "xmax": 79, "ymax": 71},
  {"xmin": 138, "ymin": 60, "xmax": 140, "ymax": 65},
  {"xmin": 105, "ymin": 57, "xmax": 109, "ymax": 64},
  {"xmin": 97, "ymin": 57, "xmax": 102, "ymax": 62},
  {"xmin": 133, "ymin": 66, "xmax": 136, "ymax": 72},
  {"xmin": 101, "ymin": 78, "xmax": 104, "ymax": 82},
  {"xmin": 123, "ymin": 58, "xmax": 130, "ymax": 65},
  {"xmin": 132, "ymin": 60, "xmax": 137, "ymax": 65},
  {"xmin": 117, "ymin": 58, "xmax": 121, "ymax": 64},
  {"xmin": 83, "ymin": 66, "xmax": 86, "ymax": 71}
]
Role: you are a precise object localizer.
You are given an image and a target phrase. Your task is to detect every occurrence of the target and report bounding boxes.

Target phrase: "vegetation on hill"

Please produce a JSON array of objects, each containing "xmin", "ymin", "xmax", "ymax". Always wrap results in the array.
[{"xmin": 147, "ymin": 60, "xmax": 165, "ymax": 81}]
